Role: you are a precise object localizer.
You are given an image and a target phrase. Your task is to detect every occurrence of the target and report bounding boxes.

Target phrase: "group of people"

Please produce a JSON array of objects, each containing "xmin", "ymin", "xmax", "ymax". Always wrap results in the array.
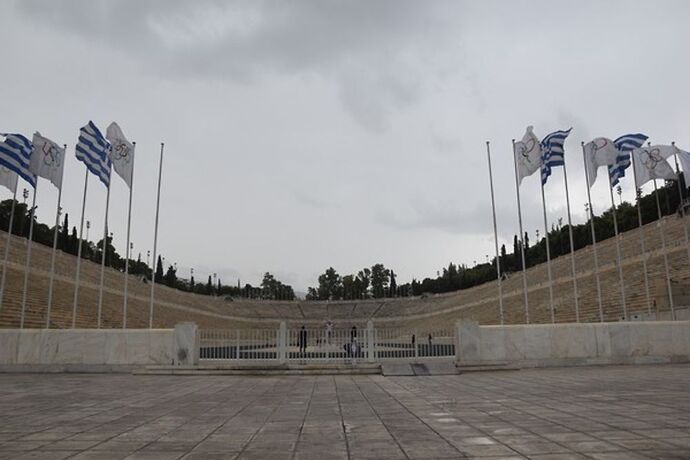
[{"xmin": 297, "ymin": 322, "xmax": 361, "ymax": 360}]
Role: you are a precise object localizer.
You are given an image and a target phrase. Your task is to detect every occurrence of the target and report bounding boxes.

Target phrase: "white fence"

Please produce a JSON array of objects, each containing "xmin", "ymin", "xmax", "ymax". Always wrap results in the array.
[
  {"xmin": 374, "ymin": 328, "xmax": 455, "ymax": 360},
  {"xmin": 200, "ymin": 329, "xmax": 278, "ymax": 361},
  {"xmin": 199, "ymin": 323, "xmax": 455, "ymax": 363}
]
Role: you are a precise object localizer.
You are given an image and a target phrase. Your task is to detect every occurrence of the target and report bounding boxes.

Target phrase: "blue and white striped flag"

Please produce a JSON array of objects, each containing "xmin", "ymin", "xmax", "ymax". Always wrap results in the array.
[
  {"xmin": 0, "ymin": 133, "xmax": 37, "ymax": 188},
  {"xmin": 540, "ymin": 128, "xmax": 572, "ymax": 185},
  {"xmin": 608, "ymin": 133, "xmax": 648, "ymax": 187},
  {"xmin": 76, "ymin": 121, "xmax": 112, "ymax": 187}
]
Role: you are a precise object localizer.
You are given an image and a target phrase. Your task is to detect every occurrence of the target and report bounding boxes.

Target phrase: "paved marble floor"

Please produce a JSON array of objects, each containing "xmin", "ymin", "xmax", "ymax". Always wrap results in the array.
[{"xmin": 1, "ymin": 365, "xmax": 690, "ymax": 459}]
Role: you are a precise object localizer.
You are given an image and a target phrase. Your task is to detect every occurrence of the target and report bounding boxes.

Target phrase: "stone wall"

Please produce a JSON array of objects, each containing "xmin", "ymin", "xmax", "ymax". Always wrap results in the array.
[
  {"xmin": 456, "ymin": 320, "xmax": 690, "ymax": 368},
  {"xmin": 0, "ymin": 328, "xmax": 175, "ymax": 372}
]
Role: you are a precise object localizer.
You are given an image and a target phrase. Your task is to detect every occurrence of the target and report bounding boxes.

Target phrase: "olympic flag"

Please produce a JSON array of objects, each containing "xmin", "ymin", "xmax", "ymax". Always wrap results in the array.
[
  {"xmin": 631, "ymin": 145, "xmax": 676, "ymax": 187},
  {"xmin": 30, "ymin": 132, "xmax": 65, "ymax": 190},
  {"xmin": 106, "ymin": 122, "xmax": 134, "ymax": 188}
]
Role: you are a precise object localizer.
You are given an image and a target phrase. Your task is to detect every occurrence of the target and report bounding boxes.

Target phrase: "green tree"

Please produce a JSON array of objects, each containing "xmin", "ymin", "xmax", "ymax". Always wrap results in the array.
[
  {"xmin": 370, "ymin": 263, "xmax": 390, "ymax": 298},
  {"xmin": 306, "ymin": 287, "xmax": 319, "ymax": 301},
  {"xmin": 261, "ymin": 272, "xmax": 277, "ymax": 299},
  {"xmin": 155, "ymin": 255, "xmax": 164, "ymax": 283},
  {"xmin": 500, "ymin": 244, "xmax": 507, "ymax": 270},
  {"xmin": 69, "ymin": 227, "xmax": 78, "ymax": 255},
  {"xmin": 164, "ymin": 264, "xmax": 177, "ymax": 287},
  {"xmin": 356, "ymin": 268, "xmax": 371, "ymax": 298},
  {"xmin": 60, "ymin": 213, "xmax": 69, "ymax": 250},
  {"xmin": 342, "ymin": 274, "xmax": 356, "ymax": 300},
  {"xmin": 389, "ymin": 270, "xmax": 397, "ymax": 297},
  {"xmin": 317, "ymin": 267, "xmax": 342, "ymax": 300}
]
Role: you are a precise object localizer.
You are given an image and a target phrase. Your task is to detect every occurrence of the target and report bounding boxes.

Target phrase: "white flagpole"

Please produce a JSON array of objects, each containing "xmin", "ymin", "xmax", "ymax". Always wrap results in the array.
[
  {"xmin": 629, "ymin": 155, "xmax": 652, "ymax": 314},
  {"xmin": 149, "ymin": 143, "xmax": 164, "ymax": 329},
  {"xmin": 653, "ymin": 178, "xmax": 675, "ymax": 320},
  {"xmin": 96, "ymin": 173, "xmax": 112, "ymax": 329},
  {"xmin": 511, "ymin": 139, "xmax": 530, "ymax": 323},
  {"xmin": 0, "ymin": 183, "xmax": 18, "ymax": 314},
  {"xmin": 581, "ymin": 142, "xmax": 604, "ymax": 321},
  {"xmin": 72, "ymin": 168, "xmax": 89, "ymax": 328},
  {"xmin": 486, "ymin": 141, "xmax": 504, "ymax": 325},
  {"xmin": 671, "ymin": 142, "xmax": 690, "ymax": 265},
  {"xmin": 46, "ymin": 148, "xmax": 65, "ymax": 328},
  {"xmin": 607, "ymin": 183, "xmax": 627, "ymax": 320},
  {"xmin": 561, "ymin": 159, "xmax": 580, "ymax": 322},
  {"xmin": 539, "ymin": 173, "xmax": 555, "ymax": 323},
  {"xmin": 20, "ymin": 183, "xmax": 38, "ymax": 329},
  {"xmin": 122, "ymin": 142, "xmax": 135, "ymax": 329}
]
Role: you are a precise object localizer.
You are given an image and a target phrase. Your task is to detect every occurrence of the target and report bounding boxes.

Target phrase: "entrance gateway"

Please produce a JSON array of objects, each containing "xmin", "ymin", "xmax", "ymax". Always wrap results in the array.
[{"xmin": 198, "ymin": 323, "xmax": 455, "ymax": 363}]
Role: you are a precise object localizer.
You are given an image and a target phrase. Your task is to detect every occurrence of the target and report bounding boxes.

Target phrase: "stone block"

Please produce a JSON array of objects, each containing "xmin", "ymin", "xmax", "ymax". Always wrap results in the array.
[
  {"xmin": 54, "ymin": 330, "xmax": 85, "ymax": 364},
  {"xmin": 523, "ymin": 325, "xmax": 552, "ymax": 360},
  {"xmin": 478, "ymin": 326, "xmax": 505, "ymax": 362},
  {"xmin": 173, "ymin": 322, "xmax": 199, "ymax": 365},
  {"xmin": 608, "ymin": 323, "xmax": 631, "ymax": 358},
  {"xmin": 502, "ymin": 326, "xmax": 527, "ymax": 361},
  {"xmin": 669, "ymin": 321, "xmax": 690, "ymax": 357},
  {"xmin": 0, "ymin": 329, "xmax": 20, "ymax": 364},
  {"xmin": 149, "ymin": 331, "xmax": 174, "ymax": 365},
  {"xmin": 82, "ymin": 330, "xmax": 107, "ymax": 365},
  {"xmin": 104, "ymin": 331, "xmax": 128, "ymax": 365},
  {"xmin": 457, "ymin": 320, "xmax": 480, "ymax": 362},
  {"xmin": 126, "ymin": 331, "xmax": 150, "ymax": 364},
  {"xmin": 551, "ymin": 324, "xmax": 595, "ymax": 359},
  {"xmin": 16, "ymin": 330, "xmax": 42, "ymax": 364},
  {"xmin": 38, "ymin": 330, "xmax": 60, "ymax": 363},
  {"xmin": 592, "ymin": 324, "xmax": 611, "ymax": 357}
]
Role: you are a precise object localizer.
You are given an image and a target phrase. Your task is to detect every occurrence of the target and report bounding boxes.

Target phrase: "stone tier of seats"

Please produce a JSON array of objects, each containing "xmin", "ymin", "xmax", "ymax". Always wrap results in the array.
[{"xmin": 0, "ymin": 214, "xmax": 689, "ymax": 329}]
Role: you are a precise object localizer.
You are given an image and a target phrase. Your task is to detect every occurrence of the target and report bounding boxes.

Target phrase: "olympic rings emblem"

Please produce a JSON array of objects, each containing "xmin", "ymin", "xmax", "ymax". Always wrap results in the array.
[
  {"xmin": 518, "ymin": 138, "xmax": 538, "ymax": 164},
  {"xmin": 42, "ymin": 142, "xmax": 62, "ymax": 168},
  {"xmin": 641, "ymin": 147, "xmax": 663, "ymax": 170},
  {"xmin": 112, "ymin": 141, "xmax": 132, "ymax": 165}
]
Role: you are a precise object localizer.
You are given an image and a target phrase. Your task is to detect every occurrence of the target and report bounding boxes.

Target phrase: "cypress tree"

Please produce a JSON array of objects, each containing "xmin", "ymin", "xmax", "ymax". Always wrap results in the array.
[
  {"xmin": 155, "ymin": 255, "xmax": 164, "ymax": 283},
  {"xmin": 60, "ymin": 213, "xmax": 69, "ymax": 250}
]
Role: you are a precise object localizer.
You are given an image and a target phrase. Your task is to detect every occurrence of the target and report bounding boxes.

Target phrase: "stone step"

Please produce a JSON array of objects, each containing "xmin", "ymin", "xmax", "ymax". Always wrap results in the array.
[
  {"xmin": 455, "ymin": 361, "xmax": 521, "ymax": 373},
  {"xmin": 134, "ymin": 362, "xmax": 382, "ymax": 376}
]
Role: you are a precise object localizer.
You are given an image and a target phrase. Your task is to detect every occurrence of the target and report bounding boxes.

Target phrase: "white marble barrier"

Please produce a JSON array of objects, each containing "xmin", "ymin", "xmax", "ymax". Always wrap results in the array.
[
  {"xmin": 456, "ymin": 321, "xmax": 690, "ymax": 368},
  {"xmin": 0, "ymin": 328, "xmax": 175, "ymax": 368},
  {"xmin": 173, "ymin": 322, "xmax": 198, "ymax": 366}
]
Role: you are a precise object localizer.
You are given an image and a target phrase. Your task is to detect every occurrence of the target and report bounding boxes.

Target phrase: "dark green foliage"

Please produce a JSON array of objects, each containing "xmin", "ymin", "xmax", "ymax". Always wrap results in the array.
[
  {"xmin": 389, "ymin": 270, "xmax": 397, "ymax": 297},
  {"xmin": 155, "ymin": 256, "xmax": 164, "ymax": 283}
]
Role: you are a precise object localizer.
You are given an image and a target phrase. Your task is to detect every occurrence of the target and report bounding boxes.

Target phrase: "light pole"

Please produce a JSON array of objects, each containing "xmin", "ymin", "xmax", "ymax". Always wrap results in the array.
[{"xmin": 19, "ymin": 189, "xmax": 29, "ymax": 236}]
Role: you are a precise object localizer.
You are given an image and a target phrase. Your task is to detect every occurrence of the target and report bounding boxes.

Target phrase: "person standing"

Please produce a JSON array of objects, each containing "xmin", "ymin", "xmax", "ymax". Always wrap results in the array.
[
  {"xmin": 299, "ymin": 325, "xmax": 308, "ymax": 355},
  {"xmin": 350, "ymin": 340, "xmax": 359, "ymax": 365},
  {"xmin": 325, "ymin": 319, "xmax": 333, "ymax": 345}
]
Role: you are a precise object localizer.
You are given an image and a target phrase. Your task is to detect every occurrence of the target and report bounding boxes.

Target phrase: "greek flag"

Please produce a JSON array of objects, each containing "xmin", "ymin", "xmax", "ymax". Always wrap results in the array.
[
  {"xmin": 608, "ymin": 133, "xmax": 648, "ymax": 187},
  {"xmin": 76, "ymin": 121, "xmax": 112, "ymax": 187},
  {"xmin": 0, "ymin": 133, "xmax": 37, "ymax": 188},
  {"xmin": 540, "ymin": 128, "xmax": 572, "ymax": 185}
]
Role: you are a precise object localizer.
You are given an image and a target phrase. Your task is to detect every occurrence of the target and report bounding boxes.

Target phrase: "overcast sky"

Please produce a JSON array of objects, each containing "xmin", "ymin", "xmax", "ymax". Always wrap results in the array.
[{"xmin": 2, "ymin": 0, "xmax": 689, "ymax": 292}]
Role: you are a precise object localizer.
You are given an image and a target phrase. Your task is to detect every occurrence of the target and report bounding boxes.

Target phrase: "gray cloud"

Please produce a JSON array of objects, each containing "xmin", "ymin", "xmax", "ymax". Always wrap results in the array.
[
  {"xmin": 3, "ymin": 1, "xmax": 690, "ymax": 290},
  {"xmin": 16, "ymin": 0, "xmax": 455, "ymax": 131}
]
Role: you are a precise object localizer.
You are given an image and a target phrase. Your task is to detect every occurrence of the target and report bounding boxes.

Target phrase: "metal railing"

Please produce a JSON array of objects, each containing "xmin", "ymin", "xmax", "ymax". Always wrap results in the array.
[
  {"xmin": 287, "ymin": 327, "xmax": 368, "ymax": 362},
  {"xmin": 199, "ymin": 324, "xmax": 455, "ymax": 363},
  {"xmin": 200, "ymin": 328, "xmax": 278, "ymax": 361},
  {"xmin": 374, "ymin": 328, "xmax": 455, "ymax": 360}
]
